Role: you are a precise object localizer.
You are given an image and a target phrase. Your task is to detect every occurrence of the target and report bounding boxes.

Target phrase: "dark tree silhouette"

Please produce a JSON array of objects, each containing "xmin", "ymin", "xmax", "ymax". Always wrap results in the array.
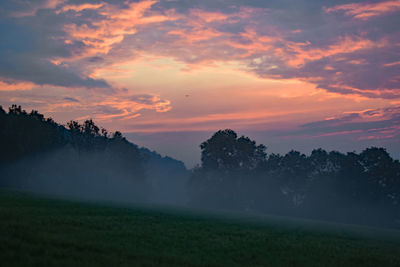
[
  {"xmin": 191, "ymin": 129, "xmax": 267, "ymax": 210},
  {"xmin": 200, "ymin": 129, "xmax": 266, "ymax": 172},
  {"xmin": 191, "ymin": 129, "xmax": 400, "ymax": 227},
  {"xmin": 0, "ymin": 106, "xmax": 147, "ymax": 194}
]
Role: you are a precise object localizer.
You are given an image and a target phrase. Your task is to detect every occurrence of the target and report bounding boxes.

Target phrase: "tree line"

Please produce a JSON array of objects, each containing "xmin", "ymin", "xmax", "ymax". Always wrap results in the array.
[
  {"xmin": 190, "ymin": 129, "xmax": 400, "ymax": 227},
  {"xmin": 0, "ymin": 105, "xmax": 186, "ymax": 202},
  {"xmin": 1, "ymin": 106, "xmax": 399, "ymax": 227}
]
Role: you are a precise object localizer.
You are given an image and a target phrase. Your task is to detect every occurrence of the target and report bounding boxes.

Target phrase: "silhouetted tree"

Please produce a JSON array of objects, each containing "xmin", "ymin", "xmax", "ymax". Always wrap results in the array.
[
  {"xmin": 67, "ymin": 120, "xmax": 81, "ymax": 133},
  {"xmin": 275, "ymin": 150, "xmax": 310, "ymax": 207},
  {"xmin": 191, "ymin": 129, "xmax": 400, "ymax": 227},
  {"xmin": 200, "ymin": 129, "xmax": 266, "ymax": 172},
  {"xmin": 113, "ymin": 131, "xmax": 123, "ymax": 140},
  {"xmin": 0, "ymin": 105, "xmax": 148, "ymax": 195},
  {"xmin": 83, "ymin": 119, "xmax": 100, "ymax": 136},
  {"xmin": 191, "ymin": 129, "xmax": 267, "ymax": 210}
]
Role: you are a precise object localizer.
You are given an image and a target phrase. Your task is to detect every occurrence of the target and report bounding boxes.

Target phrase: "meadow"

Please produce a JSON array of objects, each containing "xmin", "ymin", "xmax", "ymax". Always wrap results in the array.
[{"xmin": 1, "ymin": 190, "xmax": 400, "ymax": 267}]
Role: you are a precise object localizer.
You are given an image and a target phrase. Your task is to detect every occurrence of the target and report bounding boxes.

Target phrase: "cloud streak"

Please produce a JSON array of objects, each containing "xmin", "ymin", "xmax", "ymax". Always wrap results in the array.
[
  {"xmin": 298, "ymin": 106, "xmax": 400, "ymax": 141},
  {"xmin": 324, "ymin": 0, "xmax": 400, "ymax": 20}
]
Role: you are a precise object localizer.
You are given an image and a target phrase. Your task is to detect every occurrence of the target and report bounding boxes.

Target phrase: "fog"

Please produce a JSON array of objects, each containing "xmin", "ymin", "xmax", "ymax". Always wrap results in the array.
[
  {"xmin": 1, "ymin": 146, "xmax": 399, "ymax": 230},
  {"xmin": 0, "ymin": 106, "xmax": 398, "ymax": 230},
  {"xmin": 0, "ymin": 147, "xmax": 190, "ymax": 207}
]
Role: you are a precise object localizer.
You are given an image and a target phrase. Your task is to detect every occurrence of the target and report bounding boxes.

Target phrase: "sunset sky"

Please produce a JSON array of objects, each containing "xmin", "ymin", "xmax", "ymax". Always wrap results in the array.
[{"xmin": 1, "ymin": 0, "xmax": 399, "ymax": 167}]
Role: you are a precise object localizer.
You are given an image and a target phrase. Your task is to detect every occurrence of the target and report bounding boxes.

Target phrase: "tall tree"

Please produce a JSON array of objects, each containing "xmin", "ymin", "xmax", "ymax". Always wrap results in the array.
[{"xmin": 200, "ymin": 129, "xmax": 266, "ymax": 172}]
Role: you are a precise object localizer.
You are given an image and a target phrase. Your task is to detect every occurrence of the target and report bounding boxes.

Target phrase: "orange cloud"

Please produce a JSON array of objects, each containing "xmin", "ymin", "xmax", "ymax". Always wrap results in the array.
[
  {"xmin": 359, "ymin": 133, "xmax": 397, "ymax": 140},
  {"xmin": 286, "ymin": 36, "xmax": 381, "ymax": 67},
  {"xmin": 324, "ymin": 0, "xmax": 400, "ymax": 20},
  {"xmin": 56, "ymin": 3, "xmax": 104, "ymax": 14},
  {"xmin": 313, "ymin": 130, "xmax": 363, "ymax": 137},
  {"xmin": 45, "ymin": 0, "xmax": 66, "ymax": 9},
  {"xmin": 384, "ymin": 61, "xmax": 400, "ymax": 67},
  {"xmin": 225, "ymin": 28, "xmax": 280, "ymax": 58},
  {"xmin": 165, "ymin": 8, "xmax": 241, "ymax": 45},
  {"xmin": 168, "ymin": 28, "xmax": 221, "ymax": 43},
  {"xmin": 324, "ymin": 84, "xmax": 400, "ymax": 99},
  {"xmin": 40, "ymin": 91, "xmax": 172, "ymax": 123},
  {"xmin": 63, "ymin": 0, "xmax": 176, "ymax": 58},
  {"xmin": 0, "ymin": 80, "xmax": 36, "ymax": 91},
  {"xmin": 85, "ymin": 93, "xmax": 171, "ymax": 122},
  {"xmin": 161, "ymin": 7, "xmax": 282, "ymax": 62},
  {"xmin": 189, "ymin": 9, "xmax": 230, "ymax": 23},
  {"xmin": 119, "ymin": 108, "xmax": 312, "ymax": 133}
]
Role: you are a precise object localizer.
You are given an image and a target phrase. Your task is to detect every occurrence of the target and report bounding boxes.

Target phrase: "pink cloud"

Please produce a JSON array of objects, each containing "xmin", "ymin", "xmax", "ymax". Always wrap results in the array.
[
  {"xmin": 324, "ymin": 0, "xmax": 400, "ymax": 20},
  {"xmin": 313, "ymin": 130, "xmax": 363, "ymax": 137},
  {"xmin": 168, "ymin": 28, "xmax": 222, "ymax": 43},
  {"xmin": 285, "ymin": 36, "xmax": 380, "ymax": 67},
  {"xmin": 384, "ymin": 61, "xmax": 400, "ymax": 67},
  {"xmin": 62, "ymin": 0, "xmax": 177, "ymax": 58},
  {"xmin": 358, "ymin": 134, "xmax": 396, "ymax": 140},
  {"xmin": 56, "ymin": 3, "xmax": 104, "ymax": 14},
  {"xmin": 0, "ymin": 80, "xmax": 37, "ymax": 91},
  {"xmin": 66, "ymin": 92, "xmax": 172, "ymax": 122},
  {"xmin": 188, "ymin": 9, "xmax": 230, "ymax": 23}
]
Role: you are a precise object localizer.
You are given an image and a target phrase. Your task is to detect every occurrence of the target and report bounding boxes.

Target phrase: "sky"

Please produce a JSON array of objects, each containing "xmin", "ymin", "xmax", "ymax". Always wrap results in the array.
[{"xmin": 0, "ymin": 0, "xmax": 399, "ymax": 167}]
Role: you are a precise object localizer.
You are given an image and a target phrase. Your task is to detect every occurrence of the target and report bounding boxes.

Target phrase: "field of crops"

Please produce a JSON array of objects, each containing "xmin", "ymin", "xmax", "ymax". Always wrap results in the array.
[{"xmin": 1, "ymin": 190, "xmax": 400, "ymax": 266}]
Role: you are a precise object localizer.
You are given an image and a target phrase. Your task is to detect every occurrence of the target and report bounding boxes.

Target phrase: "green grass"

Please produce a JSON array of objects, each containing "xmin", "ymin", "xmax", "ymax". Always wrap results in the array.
[{"xmin": 1, "ymin": 190, "xmax": 400, "ymax": 266}]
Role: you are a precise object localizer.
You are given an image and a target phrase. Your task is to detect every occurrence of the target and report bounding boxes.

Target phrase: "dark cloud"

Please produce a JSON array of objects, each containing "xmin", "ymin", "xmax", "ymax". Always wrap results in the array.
[
  {"xmin": 129, "ymin": 94, "xmax": 158, "ymax": 105},
  {"xmin": 63, "ymin": 96, "xmax": 79, "ymax": 102},
  {"xmin": 301, "ymin": 113, "xmax": 361, "ymax": 129},
  {"xmin": 94, "ymin": 105, "xmax": 124, "ymax": 115},
  {"xmin": 253, "ymin": 33, "xmax": 400, "ymax": 99},
  {"xmin": 0, "ymin": 53, "xmax": 109, "ymax": 88},
  {"xmin": 86, "ymin": 56, "xmax": 104, "ymax": 63},
  {"xmin": 0, "ymin": 2, "xmax": 110, "ymax": 89},
  {"xmin": 297, "ymin": 106, "xmax": 400, "ymax": 136}
]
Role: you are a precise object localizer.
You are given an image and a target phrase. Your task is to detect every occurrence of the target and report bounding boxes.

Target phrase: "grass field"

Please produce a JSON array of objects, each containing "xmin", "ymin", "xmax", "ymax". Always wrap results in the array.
[{"xmin": 1, "ymin": 190, "xmax": 400, "ymax": 266}]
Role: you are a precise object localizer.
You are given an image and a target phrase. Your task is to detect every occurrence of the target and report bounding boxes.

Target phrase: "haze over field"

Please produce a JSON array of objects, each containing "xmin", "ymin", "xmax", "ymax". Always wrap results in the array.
[
  {"xmin": 1, "ymin": 107, "xmax": 400, "ymax": 229},
  {"xmin": 2, "ymin": 191, "xmax": 400, "ymax": 267},
  {"xmin": 0, "ymin": 0, "xmax": 399, "ymax": 166}
]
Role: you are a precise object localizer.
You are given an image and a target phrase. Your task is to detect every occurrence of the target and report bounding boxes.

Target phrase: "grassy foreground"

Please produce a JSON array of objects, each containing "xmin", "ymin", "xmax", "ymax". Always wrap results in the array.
[{"xmin": 1, "ymin": 190, "xmax": 400, "ymax": 266}]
